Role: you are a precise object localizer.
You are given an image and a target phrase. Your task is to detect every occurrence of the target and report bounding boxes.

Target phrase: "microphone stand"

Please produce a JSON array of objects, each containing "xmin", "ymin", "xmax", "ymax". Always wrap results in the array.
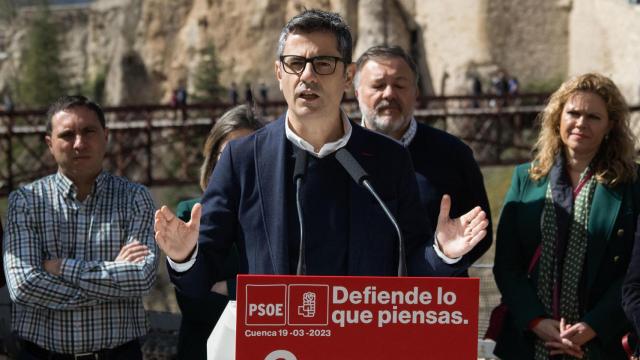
[
  {"xmin": 334, "ymin": 148, "xmax": 407, "ymax": 277},
  {"xmin": 293, "ymin": 147, "xmax": 308, "ymax": 275}
]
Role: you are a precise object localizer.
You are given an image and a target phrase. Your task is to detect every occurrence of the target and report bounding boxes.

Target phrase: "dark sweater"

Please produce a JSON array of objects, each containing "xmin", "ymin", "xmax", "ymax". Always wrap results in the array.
[{"xmin": 286, "ymin": 142, "xmax": 350, "ymax": 275}]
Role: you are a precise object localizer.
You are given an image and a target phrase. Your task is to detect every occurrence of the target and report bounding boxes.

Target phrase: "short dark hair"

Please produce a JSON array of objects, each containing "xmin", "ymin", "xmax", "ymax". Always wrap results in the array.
[
  {"xmin": 354, "ymin": 45, "xmax": 419, "ymax": 87},
  {"xmin": 276, "ymin": 9, "xmax": 353, "ymax": 65},
  {"xmin": 46, "ymin": 95, "xmax": 106, "ymax": 134}
]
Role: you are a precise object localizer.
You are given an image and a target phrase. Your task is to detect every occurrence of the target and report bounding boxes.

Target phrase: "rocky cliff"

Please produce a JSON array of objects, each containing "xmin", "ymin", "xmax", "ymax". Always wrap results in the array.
[{"xmin": 1, "ymin": 0, "xmax": 639, "ymax": 106}]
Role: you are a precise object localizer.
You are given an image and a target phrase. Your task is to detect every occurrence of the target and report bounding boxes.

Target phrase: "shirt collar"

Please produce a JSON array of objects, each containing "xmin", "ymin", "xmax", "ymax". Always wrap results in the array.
[
  {"xmin": 54, "ymin": 171, "xmax": 75, "ymax": 198},
  {"xmin": 54, "ymin": 170, "xmax": 108, "ymax": 200},
  {"xmin": 284, "ymin": 110, "xmax": 352, "ymax": 158},
  {"xmin": 398, "ymin": 117, "xmax": 418, "ymax": 147}
]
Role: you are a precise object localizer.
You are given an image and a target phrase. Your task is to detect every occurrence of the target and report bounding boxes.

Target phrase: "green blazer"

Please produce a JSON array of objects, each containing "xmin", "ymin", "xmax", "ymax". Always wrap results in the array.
[{"xmin": 493, "ymin": 163, "xmax": 639, "ymax": 360}]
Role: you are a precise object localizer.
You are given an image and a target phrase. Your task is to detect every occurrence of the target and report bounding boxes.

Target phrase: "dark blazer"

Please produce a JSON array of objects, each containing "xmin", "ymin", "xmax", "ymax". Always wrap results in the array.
[
  {"xmin": 408, "ymin": 123, "xmax": 492, "ymax": 274},
  {"xmin": 622, "ymin": 195, "xmax": 640, "ymax": 356},
  {"xmin": 493, "ymin": 163, "xmax": 638, "ymax": 360},
  {"xmin": 170, "ymin": 115, "xmax": 458, "ymax": 298}
]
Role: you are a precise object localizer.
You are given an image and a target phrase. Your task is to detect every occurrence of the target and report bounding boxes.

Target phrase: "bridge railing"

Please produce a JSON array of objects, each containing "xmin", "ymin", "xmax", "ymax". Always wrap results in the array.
[{"xmin": 1, "ymin": 93, "xmax": 637, "ymax": 197}]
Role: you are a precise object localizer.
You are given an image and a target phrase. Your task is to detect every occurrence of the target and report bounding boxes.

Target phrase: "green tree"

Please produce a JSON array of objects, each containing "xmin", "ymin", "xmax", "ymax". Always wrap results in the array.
[
  {"xmin": 191, "ymin": 43, "xmax": 225, "ymax": 103},
  {"xmin": 17, "ymin": 1, "xmax": 66, "ymax": 107},
  {"xmin": 0, "ymin": 0, "xmax": 16, "ymax": 22},
  {"xmin": 81, "ymin": 67, "xmax": 107, "ymax": 105}
]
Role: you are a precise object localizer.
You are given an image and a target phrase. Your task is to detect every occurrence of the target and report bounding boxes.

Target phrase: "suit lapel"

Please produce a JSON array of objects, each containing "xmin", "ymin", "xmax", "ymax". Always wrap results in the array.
[
  {"xmin": 255, "ymin": 116, "xmax": 289, "ymax": 274},
  {"xmin": 585, "ymin": 183, "xmax": 622, "ymax": 289}
]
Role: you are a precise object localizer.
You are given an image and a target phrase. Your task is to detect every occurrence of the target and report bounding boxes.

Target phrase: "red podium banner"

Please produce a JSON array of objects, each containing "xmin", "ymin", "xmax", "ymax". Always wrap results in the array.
[{"xmin": 236, "ymin": 275, "xmax": 479, "ymax": 360}]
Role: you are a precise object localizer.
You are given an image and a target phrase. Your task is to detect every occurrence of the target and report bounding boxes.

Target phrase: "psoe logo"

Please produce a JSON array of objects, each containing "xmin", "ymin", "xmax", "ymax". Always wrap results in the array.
[
  {"xmin": 264, "ymin": 349, "xmax": 297, "ymax": 360},
  {"xmin": 288, "ymin": 284, "xmax": 329, "ymax": 326},
  {"xmin": 298, "ymin": 292, "xmax": 316, "ymax": 318},
  {"xmin": 245, "ymin": 284, "xmax": 287, "ymax": 326}
]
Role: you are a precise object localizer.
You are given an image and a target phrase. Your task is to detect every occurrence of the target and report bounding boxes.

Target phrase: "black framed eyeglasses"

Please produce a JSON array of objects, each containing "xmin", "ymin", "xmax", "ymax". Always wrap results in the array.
[{"xmin": 279, "ymin": 55, "xmax": 344, "ymax": 75}]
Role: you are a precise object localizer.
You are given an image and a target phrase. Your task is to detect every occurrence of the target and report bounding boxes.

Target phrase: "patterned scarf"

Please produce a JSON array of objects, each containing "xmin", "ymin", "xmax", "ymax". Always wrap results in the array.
[{"xmin": 534, "ymin": 166, "xmax": 596, "ymax": 360}]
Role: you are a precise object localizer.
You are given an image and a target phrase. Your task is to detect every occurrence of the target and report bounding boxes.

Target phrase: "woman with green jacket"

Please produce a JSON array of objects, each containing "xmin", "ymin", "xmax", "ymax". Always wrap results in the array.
[
  {"xmin": 174, "ymin": 104, "xmax": 262, "ymax": 360},
  {"xmin": 493, "ymin": 73, "xmax": 640, "ymax": 360}
]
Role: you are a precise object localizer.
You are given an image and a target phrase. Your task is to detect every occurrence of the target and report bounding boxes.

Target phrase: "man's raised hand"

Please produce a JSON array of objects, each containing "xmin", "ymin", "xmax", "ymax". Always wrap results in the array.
[
  {"xmin": 154, "ymin": 204, "xmax": 201, "ymax": 262},
  {"xmin": 435, "ymin": 194, "xmax": 489, "ymax": 259}
]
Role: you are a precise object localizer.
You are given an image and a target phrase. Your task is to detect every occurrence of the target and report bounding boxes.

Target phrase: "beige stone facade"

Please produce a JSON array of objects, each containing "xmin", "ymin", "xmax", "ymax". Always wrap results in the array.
[{"xmin": 569, "ymin": 0, "xmax": 640, "ymax": 104}]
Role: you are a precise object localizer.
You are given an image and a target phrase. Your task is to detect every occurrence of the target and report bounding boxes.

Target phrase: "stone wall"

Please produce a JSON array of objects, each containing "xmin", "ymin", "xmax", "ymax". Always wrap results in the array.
[
  {"xmin": 569, "ymin": 0, "xmax": 640, "ymax": 104},
  {"xmin": 415, "ymin": 0, "xmax": 571, "ymax": 96},
  {"xmin": 416, "ymin": 0, "xmax": 493, "ymax": 96},
  {"xmin": 485, "ymin": 0, "xmax": 571, "ymax": 92}
]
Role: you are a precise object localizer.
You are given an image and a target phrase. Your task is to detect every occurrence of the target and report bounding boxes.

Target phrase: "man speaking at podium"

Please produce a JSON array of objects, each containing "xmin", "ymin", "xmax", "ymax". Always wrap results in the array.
[{"xmin": 155, "ymin": 9, "xmax": 488, "ymax": 298}]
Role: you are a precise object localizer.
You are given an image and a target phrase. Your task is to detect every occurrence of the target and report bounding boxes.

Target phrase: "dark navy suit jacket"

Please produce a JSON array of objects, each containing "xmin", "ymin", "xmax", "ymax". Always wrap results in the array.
[
  {"xmin": 170, "ymin": 116, "xmax": 458, "ymax": 298},
  {"xmin": 409, "ymin": 123, "xmax": 492, "ymax": 274}
]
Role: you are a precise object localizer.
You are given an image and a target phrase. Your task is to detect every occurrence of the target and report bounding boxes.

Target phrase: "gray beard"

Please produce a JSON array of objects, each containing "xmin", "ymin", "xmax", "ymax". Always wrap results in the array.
[{"xmin": 362, "ymin": 112, "xmax": 410, "ymax": 138}]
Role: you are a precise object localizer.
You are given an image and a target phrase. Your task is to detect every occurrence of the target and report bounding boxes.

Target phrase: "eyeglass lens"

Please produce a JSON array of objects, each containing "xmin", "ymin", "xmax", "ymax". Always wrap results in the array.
[{"xmin": 281, "ymin": 56, "xmax": 340, "ymax": 75}]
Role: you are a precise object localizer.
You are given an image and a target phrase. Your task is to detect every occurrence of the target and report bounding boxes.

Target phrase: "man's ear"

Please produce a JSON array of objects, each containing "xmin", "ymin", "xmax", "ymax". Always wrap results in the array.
[
  {"xmin": 45, "ymin": 135, "xmax": 52, "ymax": 150},
  {"xmin": 344, "ymin": 63, "xmax": 355, "ymax": 89},
  {"xmin": 275, "ymin": 60, "xmax": 283, "ymax": 91}
]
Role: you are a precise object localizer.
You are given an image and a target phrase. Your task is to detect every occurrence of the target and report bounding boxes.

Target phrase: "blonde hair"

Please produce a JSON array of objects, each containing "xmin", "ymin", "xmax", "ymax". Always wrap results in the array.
[
  {"xmin": 530, "ymin": 73, "xmax": 637, "ymax": 186},
  {"xmin": 199, "ymin": 105, "xmax": 263, "ymax": 190}
]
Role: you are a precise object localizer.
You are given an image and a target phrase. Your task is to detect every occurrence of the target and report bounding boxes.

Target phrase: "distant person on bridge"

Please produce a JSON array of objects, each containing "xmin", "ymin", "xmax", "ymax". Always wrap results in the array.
[
  {"xmin": 354, "ymin": 45, "xmax": 492, "ymax": 275},
  {"xmin": 229, "ymin": 82, "xmax": 239, "ymax": 105},
  {"xmin": 491, "ymin": 69, "xmax": 509, "ymax": 107},
  {"xmin": 494, "ymin": 73, "xmax": 640, "ymax": 360},
  {"xmin": 2, "ymin": 92, "xmax": 13, "ymax": 113},
  {"xmin": 259, "ymin": 82, "xmax": 269, "ymax": 104},
  {"xmin": 470, "ymin": 73, "xmax": 483, "ymax": 108},
  {"xmin": 244, "ymin": 82, "xmax": 253, "ymax": 104},
  {"xmin": 3, "ymin": 95, "xmax": 158, "ymax": 359},
  {"xmin": 174, "ymin": 104, "xmax": 262, "ymax": 360},
  {"xmin": 154, "ymin": 9, "xmax": 488, "ymax": 300}
]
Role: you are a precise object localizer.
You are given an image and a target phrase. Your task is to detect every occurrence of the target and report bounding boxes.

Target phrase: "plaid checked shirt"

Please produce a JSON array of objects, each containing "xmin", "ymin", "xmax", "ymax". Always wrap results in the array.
[{"xmin": 3, "ymin": 171, "xmax": 158, "ymax": 353}]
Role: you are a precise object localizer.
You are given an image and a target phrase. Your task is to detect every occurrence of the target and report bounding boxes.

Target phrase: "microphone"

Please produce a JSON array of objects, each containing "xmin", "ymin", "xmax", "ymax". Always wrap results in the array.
[
  {"xmin": 334, "ymin": 148, "xmax": 407, "ymax": 277},
  {"xmin": 293, "ymin": 146, "xmax": 308, "ymax": 275}
]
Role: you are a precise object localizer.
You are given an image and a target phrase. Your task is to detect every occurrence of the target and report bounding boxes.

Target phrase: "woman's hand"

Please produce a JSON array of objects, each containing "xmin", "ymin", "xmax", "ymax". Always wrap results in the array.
[
  {"xmin": 532, "ymin": 318, "xmax": 584, "ymax": 358},
  {"xmin": 560, "ymin": 321, "xmax": 596, "ymax": 347},
  {"xmin": 532, "ymin": 318, "xmax": 562, "ymax": 342}
]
